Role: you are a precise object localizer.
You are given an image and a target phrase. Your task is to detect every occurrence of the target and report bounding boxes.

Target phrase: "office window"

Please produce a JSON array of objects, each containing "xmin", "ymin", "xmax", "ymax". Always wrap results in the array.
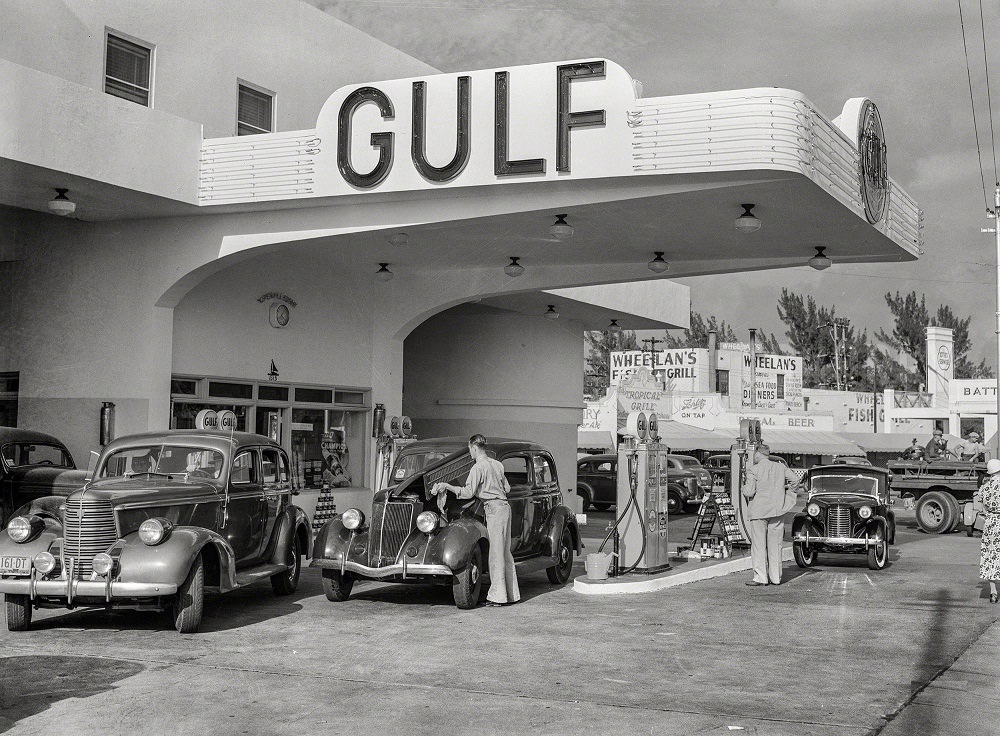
[
  {"xmin": 777, "ymin": 374, "xmax": 785, "ymax": 400},
  {"xmin": 716, "ymin": 369, "xmax": 730, "ymax": 396},
  {"xmin": 238, "ymin": 83, "xmax": 274, "ymax": 135},
  {"xmin": 105, "ymin": 32, "xmax": 152, "ymax": 106}
]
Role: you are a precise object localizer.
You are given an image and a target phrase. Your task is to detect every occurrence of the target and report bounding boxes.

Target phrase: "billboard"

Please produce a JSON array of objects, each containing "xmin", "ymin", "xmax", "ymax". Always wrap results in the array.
[
  {"xmin": 739, "ymin": 353, "xmax": 804, "ymax": 411},
  {"xmin": 609, "ymin": 349, "xmax": 708, "ymax": 391}
]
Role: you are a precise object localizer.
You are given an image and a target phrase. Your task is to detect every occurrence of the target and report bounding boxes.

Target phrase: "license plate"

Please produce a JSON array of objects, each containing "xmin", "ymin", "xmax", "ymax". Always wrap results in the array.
[{"xmin": 0, "ymin": 556, "xmax": 30, "ymax": 575}]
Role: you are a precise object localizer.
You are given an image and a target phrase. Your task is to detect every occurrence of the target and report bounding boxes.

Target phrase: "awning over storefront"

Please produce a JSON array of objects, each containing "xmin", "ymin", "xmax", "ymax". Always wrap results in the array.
[
  {"xmin": 655, "ymin": 421, "xmax": 736, "ymax": 452},
  {"xmin": 578, "ymin": 430, "xmax": 616, "ymax": 451},
  {"xmin": 761, "ymin": 430, "xmax": 865, "ymax": 456}
]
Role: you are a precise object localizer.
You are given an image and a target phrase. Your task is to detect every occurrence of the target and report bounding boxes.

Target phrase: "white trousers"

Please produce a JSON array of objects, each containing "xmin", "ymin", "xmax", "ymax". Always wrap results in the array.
[
  {"xmin": 748, "ymin": 517, "xmax": 785, "ymax": 584},
  {"xmin": 484, "ymin": 500, "xmax": 520, "ymax": 604}
]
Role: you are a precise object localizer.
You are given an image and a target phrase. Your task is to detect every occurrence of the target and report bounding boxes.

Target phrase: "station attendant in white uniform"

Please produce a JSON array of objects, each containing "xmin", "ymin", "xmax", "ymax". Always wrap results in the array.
[{"xmin": 432, "ymin": 435, "xmax": 520, "ymax": 607}]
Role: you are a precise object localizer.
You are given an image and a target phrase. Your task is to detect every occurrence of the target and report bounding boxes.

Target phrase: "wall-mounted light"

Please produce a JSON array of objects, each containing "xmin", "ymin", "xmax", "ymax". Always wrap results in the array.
[
  {"xmin": 808, "ymin": 246, "xmax": 832, "ymax": 271},
  {"xmin": 48, "ymin": 188, "xmax": 76, "ymax": 216},
  {"xmin": 375, "ymin": 263, "xmax": 394, "ymax": 282},
  {"xmin": 647, "ymin": 252, "xmax": 669, "ymax": 273},
  {"xmin": 504, "ymin": 256, "xmax": 525, "ymax": 277},
  {"xmin": 387, "ymin": 232, "xmax": 408, "ymax": 246},
  {"xmin": 549, "ymin": 214, "xmax": 574, "ymax": 240},
  {"xmin": 734, "ymin": 203, "xmax": 761, "ymax": 233},
  {"xmin": 608, "ymin": 319, "xmax": 621, "ymax": 334},
  {"xmin": 544, "ymin": 305, "xmax": 559, "ymax": 320}
]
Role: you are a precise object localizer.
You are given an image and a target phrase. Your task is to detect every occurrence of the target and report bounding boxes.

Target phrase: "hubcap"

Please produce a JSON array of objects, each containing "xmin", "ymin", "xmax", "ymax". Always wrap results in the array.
[
  {"xmin": 924, "ymin": 503, "xmax": 943, "ymax": 524},
  {"xmin": 471, "ymin": 564, "xmax": 480, "ymax": 584}
]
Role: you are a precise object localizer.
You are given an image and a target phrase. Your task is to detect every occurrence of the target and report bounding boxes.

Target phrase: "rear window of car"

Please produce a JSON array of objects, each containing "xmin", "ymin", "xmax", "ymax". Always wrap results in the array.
[
  {"xmin": 596, "ymin": 461, "xmax": 613, "ymax": 472},
  {"xmin": 673, "ymin": 457, "xmax": 702, "ymax": 468}
]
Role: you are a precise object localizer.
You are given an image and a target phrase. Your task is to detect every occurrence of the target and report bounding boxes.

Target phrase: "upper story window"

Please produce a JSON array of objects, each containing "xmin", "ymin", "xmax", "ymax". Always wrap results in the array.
[
  {"xmin": 238, "ymin": 82, "xmax": 274, "ymax": 135},
  {"xmin": 105, "ymin": 31, "xmax": 153, "ymax": 106},
  {"xmin": 776, "ymin": 373, "xmax": 785, "ymax": 400},
  {"xmin": 716, "ymin": 369, "xmax": 730, "ymax": 396}
]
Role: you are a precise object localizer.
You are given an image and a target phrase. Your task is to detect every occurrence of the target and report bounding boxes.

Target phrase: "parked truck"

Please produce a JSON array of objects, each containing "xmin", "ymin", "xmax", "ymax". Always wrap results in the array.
[{"xmin": 886, "ymin": 459, "xmax": 985, "ymax": 533}]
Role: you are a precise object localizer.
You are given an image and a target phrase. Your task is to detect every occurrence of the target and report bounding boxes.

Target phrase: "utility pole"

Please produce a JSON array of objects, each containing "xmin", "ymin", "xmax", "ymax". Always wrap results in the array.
[
  {"xmin": 981, "ymin": 184, "xmax": 1000, "ymax": 457},
  {"xmin": 826, "ymin": 320, "xmax": 845, "ymax": 391},
  {"xmin": 641, "ymin": 336, "xmax": 664, "ymax": 353}
]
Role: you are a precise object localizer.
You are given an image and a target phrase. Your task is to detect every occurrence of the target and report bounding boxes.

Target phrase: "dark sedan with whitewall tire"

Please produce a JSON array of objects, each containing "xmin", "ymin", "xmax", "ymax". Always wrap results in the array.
[
  {"xmin": 0, "ymin": 430, "xmax": 311, "ymax": 633},
  {"xmin": 312, "ymin": 437, "xmax": 581, "ymax": 609},
  {"xmin": 791, "ymin": 464, "xmax": 895, "ymax": 571}
]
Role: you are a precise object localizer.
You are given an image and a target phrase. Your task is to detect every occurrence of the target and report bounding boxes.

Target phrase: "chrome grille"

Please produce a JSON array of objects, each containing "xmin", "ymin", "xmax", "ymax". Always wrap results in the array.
[
  {"xmin": 63, "ymin": 498, "xmax": 118, "ymax": 577},
  {"xmin": 369, "ymin": 501, "xmax": 414, "ymax": 567},
  {"xmin": 826, "ymin": 505, "xmax": 851, "ymax": 538}
]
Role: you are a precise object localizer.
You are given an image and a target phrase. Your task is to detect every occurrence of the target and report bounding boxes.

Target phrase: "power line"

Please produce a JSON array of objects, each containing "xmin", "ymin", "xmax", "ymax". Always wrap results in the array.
[
  {"xmin": 978, "ymin": 0, "xmax": 998, "ymax": 185},
  {"xmin": 959, "ymin": 0, "xmax": 992, "ymax": 210}
]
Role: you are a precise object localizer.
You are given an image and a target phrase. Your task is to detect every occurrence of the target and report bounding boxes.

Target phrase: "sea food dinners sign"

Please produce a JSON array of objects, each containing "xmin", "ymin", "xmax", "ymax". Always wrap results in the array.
[{"xmin": 311, "ymin": 59, "xmax": 636, "ymax": 194}]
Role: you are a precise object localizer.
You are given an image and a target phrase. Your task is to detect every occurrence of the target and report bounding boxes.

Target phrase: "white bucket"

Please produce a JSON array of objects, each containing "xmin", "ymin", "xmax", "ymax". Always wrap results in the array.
[{"xmin": 585, "ymin": 552, "xmax": 615, "ymax": 580}]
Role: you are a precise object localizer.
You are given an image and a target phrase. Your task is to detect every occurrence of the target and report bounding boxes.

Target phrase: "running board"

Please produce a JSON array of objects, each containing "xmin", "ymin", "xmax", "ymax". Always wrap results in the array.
[{"xmin": 234, "ymin": 564, "xmax": 287, "ymax": 587}]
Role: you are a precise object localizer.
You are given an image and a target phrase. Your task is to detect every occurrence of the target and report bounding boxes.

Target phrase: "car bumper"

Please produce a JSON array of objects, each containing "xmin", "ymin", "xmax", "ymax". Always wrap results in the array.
[
  {"xmin": 310, "ymin": 558, "xmax": 453, "ymax": 579},
  {"xmin": 792, "ymin": 533, "xmax": 882, "ymax": 547},
  {"xmin": 0, "ymin": 575, "xmax": 178, "ymax": 600}
]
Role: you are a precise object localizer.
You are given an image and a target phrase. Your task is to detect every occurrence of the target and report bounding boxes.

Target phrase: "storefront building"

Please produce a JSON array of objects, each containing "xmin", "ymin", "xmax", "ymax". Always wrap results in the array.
[{"xmin": 1, "ymin": 2, "xmax": 921, "ymax": 509}]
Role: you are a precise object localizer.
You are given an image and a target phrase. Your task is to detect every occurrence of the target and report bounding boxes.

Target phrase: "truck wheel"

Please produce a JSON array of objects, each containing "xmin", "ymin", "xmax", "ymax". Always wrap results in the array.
[
  {"xmin": 546, "ymin": 527, "xmax": 575, "ymax": 584},
  {"xmin": 915, "ymin": 492, "xmax": 956, "ymax": 534},
  {"xmin": 452, "ymin": 545, "xmax": 483, "ymax": 609},
  {"xmin": 270, "ymin": 535, "xmax": 301, "ymax": 596},
  {"xmin": 172, "ymin": 553, "xmax": 205, "ymax": 634},
  {"xmin": 321, "ymin": 569, "xmax": 354, "ymax": 602},
  {"xmin": 793, "ymin": 542, "xmax": 817, "ymax": 568},
  {"xmin": 944, "ymin": 495, "xmax": 962, "ymax": 533},
  {"xmin": 5, "ymin": 594, "xmax": 31, "ymax": 631}
]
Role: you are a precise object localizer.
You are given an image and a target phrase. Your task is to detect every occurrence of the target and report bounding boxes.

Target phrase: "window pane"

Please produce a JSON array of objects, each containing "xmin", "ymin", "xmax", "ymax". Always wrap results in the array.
[
  {"xmin": 106, "ymin": 34, "xmax": 150, "ymax": 106},
  {"xmin": 262, "ymin": 449, "xmax": 279, "ymax": 484},
  {"xmin": 170, "ymin": 378, "xmax": 198, "ymax": 396},
  {"xmin": 208, "ymin": 381, "xmax": 253, "ymax": 400},
  {"xmin": 238, "ymin": 84, "xmax": 273, "ymax": 134},
  {"xmin": 533, "ymin": 455, "xmax": 555, "ymax": 484},
  {"xmin": 258, "ymin": 385, "xmax": 289, "ymax": 402},
  {"xmin": 232, "ymin": 451, "xmax": 257, "ymax": 484},
  {"xmin": 502, "ymin": 456, "xmax": 529, "ymax": 485},
  {"xmin": 334, "ymin": 390, "xmax": 366, "ymax": 406},
  {"xmin": 295, "ymin": 387, "xmax": 332, "ymax": 404},
  {"xmin": 0, "ymin": 373, "xmax": 19, "ymax": 393}
]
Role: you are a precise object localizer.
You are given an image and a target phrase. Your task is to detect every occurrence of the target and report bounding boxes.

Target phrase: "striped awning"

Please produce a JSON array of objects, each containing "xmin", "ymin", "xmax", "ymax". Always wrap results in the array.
[
  {"xmin": 760, "ymin": 429, "xmax": 865, "ymax": 456},
  {"xmin": 577, "ymin": 430, "xmax": 616, "ymax": 451}
]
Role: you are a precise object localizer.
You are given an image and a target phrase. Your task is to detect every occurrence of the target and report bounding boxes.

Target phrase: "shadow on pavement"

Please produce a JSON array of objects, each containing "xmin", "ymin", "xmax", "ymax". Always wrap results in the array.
[{"xmin": 0, "ymin": 655, "xmax": 144, "ymax": 733}]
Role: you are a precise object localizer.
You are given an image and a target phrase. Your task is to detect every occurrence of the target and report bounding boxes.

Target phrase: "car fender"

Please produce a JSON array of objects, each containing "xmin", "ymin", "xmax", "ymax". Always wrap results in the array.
[
  {"xmin": 264, "ymin": 505, "xmax": 313, "ymax": 564},
  {"xmin": 0, "ymin": 515, "xmax": 62, "ymax": 561},
  {"xmin": 312, "ymin": 516, "xmax": 360, "ymax": 562},
  {"xmin": 540, "ymin": 505, "xmax": 581, "ymax": 558},
  {"xmin": 11, "ymin": 495, "xmax": 66, "ymax": 522},
  {"xmin": 863, "ymin": 516, "xmax": 889, "ymax": 542},
  {"xmin": 116, "ymin": 527, "xmax": 238, "ymax": 592},
  {"xmin": 431, "ymin": 518, "xmax": 487, "ymax": 571},
  {"xmin": 792, "ymin": 514, "xmax": 821, "ymax": 538}
]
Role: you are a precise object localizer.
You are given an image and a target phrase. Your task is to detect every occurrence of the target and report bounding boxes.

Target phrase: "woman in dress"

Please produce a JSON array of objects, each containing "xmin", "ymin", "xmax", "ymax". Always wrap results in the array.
[{"xmin": 977, "ymin": 459, "xmax": 1000, "ymax": 603}]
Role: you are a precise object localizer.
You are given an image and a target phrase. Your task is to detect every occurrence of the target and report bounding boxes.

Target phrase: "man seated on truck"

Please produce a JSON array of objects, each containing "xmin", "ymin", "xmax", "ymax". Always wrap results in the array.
[
  {"xmin": 924, "ymin": 429, "xmax": 956, "ymax": 461},
  {"xmin": 961, "ymin": 431, "xmax": 990, "ymax": 462}
]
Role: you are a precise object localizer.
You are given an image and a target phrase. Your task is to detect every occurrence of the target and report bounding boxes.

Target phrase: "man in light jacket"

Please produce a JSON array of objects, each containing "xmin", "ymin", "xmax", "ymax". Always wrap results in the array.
[{"xmin": 742, "ymin": 444, "xmax": 802, "ymax": 586}]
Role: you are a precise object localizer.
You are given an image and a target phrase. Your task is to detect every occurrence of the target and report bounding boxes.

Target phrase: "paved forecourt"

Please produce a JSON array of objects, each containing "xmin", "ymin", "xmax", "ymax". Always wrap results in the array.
[{"xmin": 1, "ymin": 507, "xmax": 997, "ymax": 736}]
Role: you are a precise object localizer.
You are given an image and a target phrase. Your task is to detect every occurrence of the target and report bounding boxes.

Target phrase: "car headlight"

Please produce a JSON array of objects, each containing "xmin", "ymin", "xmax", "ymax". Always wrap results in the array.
[
  {"xmin": 33, "ymin": 551, "xmax": 57, "ymax": 574},
  {"xmin": 92, "ymin": 553, "xmax": 115, "ymax": 576},
  {"xmin": 7, "ymin": 515, "xmax": 43, "ymax": 544},
  {"xmin": 342, "ymin": 508, "xmax": 365, "ymax": 530},
  {"xmin": 859, "ymin": 505, "xmax": 873, "ymax": 519},
  {"xmin": 138, "ymin": 518, "xmax": 173, "ymax": 546},
  {"xmin": 807, "ymin": 503, "xmax": 821, "ymax": 517},
  {"xmin": 416, "ymin": 511, "xmax": 440, "ymax": 534}
]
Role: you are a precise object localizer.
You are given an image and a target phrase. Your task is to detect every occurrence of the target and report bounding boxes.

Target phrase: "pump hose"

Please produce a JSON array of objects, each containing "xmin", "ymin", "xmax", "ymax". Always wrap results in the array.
[{"xmin": 598, "ymin": 450, "xmax": 647, "ymax": 575}]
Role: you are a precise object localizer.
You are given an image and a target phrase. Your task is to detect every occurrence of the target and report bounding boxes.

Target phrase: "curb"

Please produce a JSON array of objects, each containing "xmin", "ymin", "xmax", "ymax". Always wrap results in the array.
[{"xmin": 573, "ymin": 543, "xmax": 794, "ymax": 595}]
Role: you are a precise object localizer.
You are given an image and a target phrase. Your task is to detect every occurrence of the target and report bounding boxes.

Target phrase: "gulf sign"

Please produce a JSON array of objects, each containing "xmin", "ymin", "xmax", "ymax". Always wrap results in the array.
[{"xmin": 311, "ymin": 59, "xmax": 637, "ymax": 195}]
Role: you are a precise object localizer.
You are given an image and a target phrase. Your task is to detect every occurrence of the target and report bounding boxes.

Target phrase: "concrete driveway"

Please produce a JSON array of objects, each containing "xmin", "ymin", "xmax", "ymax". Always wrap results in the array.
[{"xmin": 1, "ymin": 508, "xmax": 997, "ymax": 735}]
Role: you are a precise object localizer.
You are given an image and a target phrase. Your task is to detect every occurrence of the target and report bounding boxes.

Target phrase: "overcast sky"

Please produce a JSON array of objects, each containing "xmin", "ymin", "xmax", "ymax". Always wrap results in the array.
[{"xmin": 312, "ymin": 0, "xmax": 1000, "ymax": 367}]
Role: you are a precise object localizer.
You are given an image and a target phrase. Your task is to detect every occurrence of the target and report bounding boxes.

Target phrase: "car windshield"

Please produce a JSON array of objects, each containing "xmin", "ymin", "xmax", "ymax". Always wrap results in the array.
[
  {"xmin": 810, "ymin": 473, "xmax": 879, "ymax": 497},
  {"xmin": 392, "ymin": 450, "xmax": 454, "ymax": 483},
  {"xmin": 100, "ymin": 445, "xmax": 225, "ymax": 480},
  {"xmin": 1, "ymin": 442, "xmax": 74, "ymax": 469}
]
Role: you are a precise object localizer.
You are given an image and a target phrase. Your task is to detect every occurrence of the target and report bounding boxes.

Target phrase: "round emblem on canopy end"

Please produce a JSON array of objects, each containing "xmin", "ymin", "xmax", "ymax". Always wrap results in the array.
[{"xmin": 858, "ymin": 100, "xmax": 888, "ymax": 224}]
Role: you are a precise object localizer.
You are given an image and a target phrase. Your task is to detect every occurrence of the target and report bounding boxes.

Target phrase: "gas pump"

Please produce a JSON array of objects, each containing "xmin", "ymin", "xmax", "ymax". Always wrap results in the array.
[
  {"xmin": 608, "ymin": 411, "xmax": 672, "ymax": 575},
  {"xmin": 729, "ymin": 418, "xmax": 763, "ymax": 543}
]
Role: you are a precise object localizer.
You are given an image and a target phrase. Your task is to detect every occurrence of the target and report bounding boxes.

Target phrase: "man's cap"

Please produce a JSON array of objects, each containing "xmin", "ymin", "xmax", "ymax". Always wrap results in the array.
[
  {"xmin": 933, "ymin": 429, "xmax": 943, "ymax": 436},
  {"xmin": 988, "ymin": 459, "xmax": 1000, "ymax": 475},
  {"xmin": 968, "ymin": 431, "xmax": 981, "ymax": 440}
]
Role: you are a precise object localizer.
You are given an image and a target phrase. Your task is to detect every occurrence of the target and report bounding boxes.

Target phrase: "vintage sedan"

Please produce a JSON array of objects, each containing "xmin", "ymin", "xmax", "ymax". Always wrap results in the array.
[
  {"xmin": 576, "ymin": 452, "xmax": 703, "ymax": 515},
  {"xmin": 1, "ymin": 428, "xmax": 89, "ymax": 528},
  {"xmin": 0, "ymin": 430, "xmax": 311, "ymax": 633},
  {"xmin": 791, "ymin": 464, "xmax": 895, "ymax": 570},
  {"xmin": 312, "ymin": 437, "xmax": 581, "ymax": 609}
]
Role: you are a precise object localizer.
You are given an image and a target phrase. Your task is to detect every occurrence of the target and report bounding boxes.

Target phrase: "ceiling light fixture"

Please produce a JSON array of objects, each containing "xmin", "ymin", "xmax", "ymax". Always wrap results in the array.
[
  {"xmin": 504, "ymin": 256, "xmax": 524, "ymax": 277},
  {"xmin": 48, "ymin": 188, "xmax": 75, "ymax": 217},
  {"xmin": 734, "ymin": 203, "xmax": 761, "ymax": 233},
  {"xmin": 375, "ymin": 263, "xmax": 394, "ymax": 282},
  {"xmin": 544, "ymin": 305, "xmax": 559, "ymax": 320},
  {"xmin": 808, "ymin": 246, "xmax": 832, "ymax": 271},
  {"xmin": 387, "ymin": 232, "xmax": 408, "ymax": 246},
  {"xmin": 608, "ymin": 319, "xmax": 621, "ymax": 334},
  {"xmin": 647, "ymin": 252, "xmax": 670, "ymax": 274},
  {"xmin": 549, "ymin": 213, "xmax": 574, "ymax": 240}
]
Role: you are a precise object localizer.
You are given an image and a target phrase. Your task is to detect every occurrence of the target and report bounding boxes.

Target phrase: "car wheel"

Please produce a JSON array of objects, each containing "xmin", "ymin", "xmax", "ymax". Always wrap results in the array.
[
  {"xmin": 577, "ymin": 490, "xmax": 591, "ymax": 511},
  {"xmin": 452, "ymin": 544, "xmax": 483, "ymax": 610},
  {"xmin": 867, "ymin": 539, "xmax": 888, "ymax": 570},
  {"xmin": 5, "ymin": 594, "xmax": 31, "ymax": 632},
  {"xmin": 270, "ymin": 534, "xmax": 301, "ymax": 596},
  {"xmin": 546, "ymin": 527, "xmax": 575, "ymax": 584},
  {"xmin": 592, "ymin": 503, "xmax": 612, "ymax": 512},
  {"xmin": 793, "ymin": 542, "xmax": 817, "ymax": 568},
  {"xmin": 172, "ymin": 553, "xmax": 205, "ymax": 634},
  {"xmin": 666, "ymin": 492, "xmax": 683, "ymax": 515},
  {"xmin": 321, "ymin": 569, "xmax": 355, "ymax": 602},
  {"xmin": 915, "ymin": 491, "xmax": 956, "ymax": 534}
]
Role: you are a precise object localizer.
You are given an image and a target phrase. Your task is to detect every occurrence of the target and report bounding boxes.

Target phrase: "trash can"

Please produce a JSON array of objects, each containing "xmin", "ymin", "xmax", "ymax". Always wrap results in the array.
[{"xmin": 585, "ymin": 552, "xmax": 614, "ymax": 580}]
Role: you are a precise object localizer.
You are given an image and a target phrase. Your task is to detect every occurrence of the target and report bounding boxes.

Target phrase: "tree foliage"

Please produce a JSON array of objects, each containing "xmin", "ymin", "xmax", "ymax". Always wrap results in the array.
[
  {"xmin": 584, "ymin": 329, "xmax": 639, "ymax": 397},
  {"xmin": 663, "ymin": 310, "xmax": 782, "ymax": 353}
]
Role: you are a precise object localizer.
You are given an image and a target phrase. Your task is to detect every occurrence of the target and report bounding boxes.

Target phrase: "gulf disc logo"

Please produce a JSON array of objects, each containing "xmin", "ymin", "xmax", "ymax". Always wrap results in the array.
[
  {"xmin": 859, "ymin": 100, "xmax": 888, "ymax": 224},
  {"xmin": 937, "ymin": 345, "xmax": 952, "ymax": 372}
]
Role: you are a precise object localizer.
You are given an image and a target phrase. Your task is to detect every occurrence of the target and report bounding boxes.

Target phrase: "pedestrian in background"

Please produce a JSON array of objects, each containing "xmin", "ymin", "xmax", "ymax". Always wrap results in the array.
[
  {"xmin": 433, "ymin": 434, "xmax": 520, "ymax": 607},
  {"xmin": 977, "ymin": 458, "xmax": 1000, "ymax": 604},
  {"xmin": 741, "ymin": 443, "xmax": 802, "ymax": 586}
]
